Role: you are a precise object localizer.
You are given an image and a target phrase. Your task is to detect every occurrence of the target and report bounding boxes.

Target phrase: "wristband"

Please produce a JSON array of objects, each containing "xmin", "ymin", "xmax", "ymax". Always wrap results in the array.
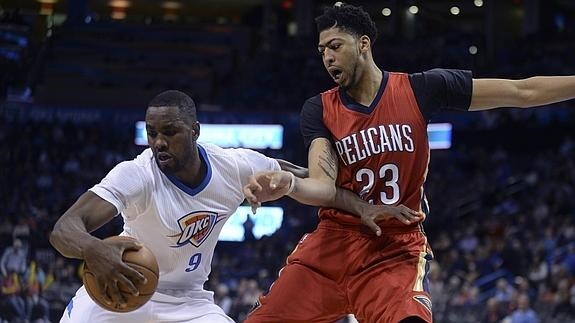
[{"xmin": 285, "ymin": 172, "xmax": 296, "ymax": 195}]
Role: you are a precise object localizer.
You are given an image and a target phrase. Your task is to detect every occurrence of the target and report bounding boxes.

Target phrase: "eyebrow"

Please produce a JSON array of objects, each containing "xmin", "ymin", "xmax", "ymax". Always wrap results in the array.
[
  {"xmin": 146, "ymin": 122, "xmax": 181, "ymax": 129},
  {"xmin": 318, "ymin": 38, "xmax": 342, "ymax": 49}
]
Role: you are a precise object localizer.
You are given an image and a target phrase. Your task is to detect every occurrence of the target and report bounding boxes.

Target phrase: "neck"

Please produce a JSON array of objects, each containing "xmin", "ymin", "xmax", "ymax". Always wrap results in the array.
[
  {"xmin": 345, "ymin": 60, "xmax": 382, "ymax": 106},
  {"xmin": 174, "ymin": 145, "xmax": 204, "ymax": 187}
]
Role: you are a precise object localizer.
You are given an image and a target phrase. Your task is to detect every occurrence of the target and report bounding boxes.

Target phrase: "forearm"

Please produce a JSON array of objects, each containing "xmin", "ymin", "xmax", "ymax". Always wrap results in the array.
[
  {"xmin": 287, "ymin": 178, "xmax": 369, "ymax": 218},
  {"xmin": 276, "ymin": 159, "xmax": 309, "ymax": 178},
  {"xmin": 520, "ymin": 76, "xmax": 575, "ymax": 107},
  {"xmin": 287, "ymin": 176, "xmax": 337, "ymax": 206},
  {"xmin": 49, "ymin": 216, "xmax": 101, "ymax": 260},
  {"xmin": 333, "ymin": 187, "xmax": 370, "ymax": 217},
  {"xmin": 471, "ymin": 76, "xmax": 575, "ymax": 111}
]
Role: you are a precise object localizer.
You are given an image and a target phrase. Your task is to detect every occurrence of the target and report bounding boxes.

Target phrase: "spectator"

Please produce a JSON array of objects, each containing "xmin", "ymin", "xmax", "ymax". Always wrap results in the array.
[
  {"xmin": 508, "ymin": 294, "xmax": 538, "ymax": 323},
  {"xmin": 0, "ymin": 239, "xmax": 28, "ymax": 277},
  {"xmin": 1, "ymin": 271, "xmax": 26, "ymax": 321}
]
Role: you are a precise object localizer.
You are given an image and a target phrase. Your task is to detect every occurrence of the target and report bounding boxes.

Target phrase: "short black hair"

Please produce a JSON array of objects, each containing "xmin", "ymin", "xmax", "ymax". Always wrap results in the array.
[
  {"xmin": 315, "ymin": 2, "xmax": 377, "ymax": 43},
  {"xmin": 148, "ymin": 90, "xmax": 197, "ymax": 123}
]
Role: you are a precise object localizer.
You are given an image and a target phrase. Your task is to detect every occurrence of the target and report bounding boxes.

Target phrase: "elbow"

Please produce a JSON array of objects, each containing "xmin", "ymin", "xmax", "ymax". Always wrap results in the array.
[
  {"xmin": 515, "ymin": 79, "xmax": 538, "ymax": 108},
  {"xmin": 49, "ymin": 224, "xmax": 66, "ymax": 254},
  {"xmin": 49, "ymin": 229, "xmax": 75, "ymax": 259},
  {"xmin": 518, "ymin": 89, "xmax": 537, "ymax": 108},
  {"xmin": 48, "ymin": 229, "xmax": 60, "ymax": 250}
]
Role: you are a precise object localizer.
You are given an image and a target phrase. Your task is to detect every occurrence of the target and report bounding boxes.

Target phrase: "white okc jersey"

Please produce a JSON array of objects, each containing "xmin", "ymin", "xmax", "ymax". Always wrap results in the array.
[{"xmin": 90, "ymin": 143, "xmax": 279, "ymax": 298}]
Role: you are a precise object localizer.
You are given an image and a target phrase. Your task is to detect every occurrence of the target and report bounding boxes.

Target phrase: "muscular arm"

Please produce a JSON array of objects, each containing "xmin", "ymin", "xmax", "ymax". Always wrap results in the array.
[
  {"xmin": 275, "ymin": 158, "xmax": 309, "ymax": 178},
  {"xmin": 50, "ymin": 190, "xmax": 146, "ymax": 303},
  {"xmin": 470, "ymin": 76, "xmax": 575, "ymax": 111},
  {"xmin": 49, "ymin": 191, "xmax": 118, "ymax": 259},
  {"xmin": 244, "ymin": 139, "xmax": 423, "ymax": 233},
  {"xmin": 286, "ymin": 138, "xmax": 337, "ymax": 205},
  {"xmin": 287, "ymin": 138, "xmax": 370, "ymax": 217}
]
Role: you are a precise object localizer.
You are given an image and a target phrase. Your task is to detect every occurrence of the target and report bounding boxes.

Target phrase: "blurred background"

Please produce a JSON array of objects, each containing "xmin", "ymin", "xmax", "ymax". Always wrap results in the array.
[{"xmin": 0, "ymin": 0, "xmax": 574, "ymax": 322}]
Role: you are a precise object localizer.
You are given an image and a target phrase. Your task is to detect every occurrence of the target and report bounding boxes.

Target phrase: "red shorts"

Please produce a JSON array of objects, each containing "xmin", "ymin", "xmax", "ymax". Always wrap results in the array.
[{"xmin": 245, "ymin": 220, "xmax": 434, "ymax": 323}]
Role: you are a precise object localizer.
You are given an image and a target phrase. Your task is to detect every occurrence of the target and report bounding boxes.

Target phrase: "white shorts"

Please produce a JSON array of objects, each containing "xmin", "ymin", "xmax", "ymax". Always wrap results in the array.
[{"xmin": 60, "ymin": 286, "xmax": 235, "ymax": 323}]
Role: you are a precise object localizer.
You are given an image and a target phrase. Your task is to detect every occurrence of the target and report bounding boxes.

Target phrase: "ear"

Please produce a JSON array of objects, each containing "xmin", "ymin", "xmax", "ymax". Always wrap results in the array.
[
  {"xmin": 359, "ymin": 35, "xmax": 371, "ymax": 53},
  {"xmin": 192, "ymin": 121, "xmax": 200, "ymax": 140}
]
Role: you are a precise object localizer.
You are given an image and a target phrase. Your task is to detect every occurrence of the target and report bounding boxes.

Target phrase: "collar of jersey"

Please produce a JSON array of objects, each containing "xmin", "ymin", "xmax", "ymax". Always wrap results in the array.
[
  {"xmin": 338, "ymin": 70, "xmax": 388, "ymax": 115},
  {"xmin": 163, "ymin": 144, "xmax": 212, "ymax": 196}
]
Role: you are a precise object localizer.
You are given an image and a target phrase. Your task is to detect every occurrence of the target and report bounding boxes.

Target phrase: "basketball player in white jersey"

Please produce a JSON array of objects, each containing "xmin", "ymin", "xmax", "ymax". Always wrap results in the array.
[{"xmin": 49, "ymin": 90, "xmax": 309, "ymax": 323}]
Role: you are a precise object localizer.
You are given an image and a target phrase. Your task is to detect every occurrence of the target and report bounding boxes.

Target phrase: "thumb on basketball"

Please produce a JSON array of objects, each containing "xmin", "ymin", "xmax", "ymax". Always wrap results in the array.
[{"xmin": 121, "ymin": 241, "xmax": 143, "ymax": 252}]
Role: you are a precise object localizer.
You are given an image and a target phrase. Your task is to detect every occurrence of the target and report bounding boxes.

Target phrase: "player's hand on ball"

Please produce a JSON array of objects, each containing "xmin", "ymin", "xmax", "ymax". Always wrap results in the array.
[
  {"xmin": 361, "ymin": 204, "xmax": 425, "ymax": 236},
  {"xmin": 243, "ymin": 171, "xmax": 293, "ymax": 213},
  {"xmin": 83, "ymin": 238, "xmax": 147, "ymax": 307}
]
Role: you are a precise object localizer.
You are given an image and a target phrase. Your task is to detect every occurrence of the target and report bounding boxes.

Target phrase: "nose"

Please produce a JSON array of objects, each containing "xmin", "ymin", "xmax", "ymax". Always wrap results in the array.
[
  {"xmin": 323, "ymin": 50, "xmax": 335, "ymax": 65},
  {"xmin": 153, "ymin": 135, "xmax": 168, "ymax": 151}
]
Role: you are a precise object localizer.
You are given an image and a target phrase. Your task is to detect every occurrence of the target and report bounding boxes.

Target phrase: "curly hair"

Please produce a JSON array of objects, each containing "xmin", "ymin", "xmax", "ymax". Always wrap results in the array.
[{"xmin": 315, "ymin": 2, "xmax": 378, "ymax": 43}]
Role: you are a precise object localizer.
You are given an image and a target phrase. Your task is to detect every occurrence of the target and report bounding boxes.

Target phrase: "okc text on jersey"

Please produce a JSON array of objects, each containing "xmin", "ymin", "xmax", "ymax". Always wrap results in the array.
[{"xmin": 168, "ymin": 211, "xmax": 226, "ymax": 248}]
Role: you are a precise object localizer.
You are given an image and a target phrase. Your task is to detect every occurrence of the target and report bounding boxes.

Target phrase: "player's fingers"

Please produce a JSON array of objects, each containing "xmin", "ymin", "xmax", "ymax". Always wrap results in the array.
[
  {"xmin": 121, "ymin": 241, "xmax": 143, "ymax": 252},
  {"xmin": 400, "ymin": 205, "xmax": 422, "ymax": 217},
  {"xmin": 251, "ymin": 202, "xmax": 261, "ymax": 214},
  {"xmin": 400, "ymin": 210, "xmax": 420, "ymax": 222},
  {"xmin": 98, "ymin": 280, "xmax": 113, "ymax": 305},
  {"xmin": 122, "ymin": 264, "xmax": 146, "ymax": 285},
  {"xmin": 362, "ymin": 217, "xmax": 382, "ymax": 236},
  {"xmin": 243, "ymin": 185, "xmax": 258, "ymax": 203},
  {"xmin": 244, "ymin": 182, "xmax": 263, "ymax": 205},
  {"xmin": 395, "ymin": 212, "xmax": 413, "ymax": 225},
  {"xmin": 248, "ymin": 176, "xmax": 264, "ymax": 192},
  {"xmin": 117, "ymin": 273, "xmax": 140, "ymax": 296},
  {"xmin": 268, "ymin": 173, "xmax": 283, "ymax": 190},
  {"xmin": 106, "ymin": 280, "xmax": 126, "ymax": 307}
]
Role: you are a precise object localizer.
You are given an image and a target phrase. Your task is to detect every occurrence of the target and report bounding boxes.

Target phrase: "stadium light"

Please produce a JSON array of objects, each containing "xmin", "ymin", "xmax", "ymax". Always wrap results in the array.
[
  {"xmin": 469, "ymin": 45, "xmax": 478, "ymax": 55},
  {"xmin": 381, "ymin": 8, "xmax": 392, "ymax": 17},
  {"xmin": 450, "ymin": 6, "xmax": 460, "ymax": 15},
  {"xmin": 474, "ymin": 0, "xmax": 484, "ymax": 7},
  {"xmin": 408, "ymin": 6, "xmax": 419, "ymax": 15},
  {"xmin": 37, "ymin": 0, "xmax": 58, "ymax": 15},
  {"xmin": 109, "ymin": 0, "xmax": 130, "ymax": 20}
]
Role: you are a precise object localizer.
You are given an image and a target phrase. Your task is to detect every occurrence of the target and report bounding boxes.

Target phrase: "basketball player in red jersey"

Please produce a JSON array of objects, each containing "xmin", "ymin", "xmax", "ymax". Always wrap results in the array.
[{"xmin": 243, "ymin": 3, "xmax": 575, "ymax": 322}]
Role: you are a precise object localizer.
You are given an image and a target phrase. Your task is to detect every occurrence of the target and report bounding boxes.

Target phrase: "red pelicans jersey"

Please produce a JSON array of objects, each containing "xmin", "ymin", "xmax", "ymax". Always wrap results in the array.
[{"xmin": 301, "ymin": 69, "xmax": 472, "ymax": 228}]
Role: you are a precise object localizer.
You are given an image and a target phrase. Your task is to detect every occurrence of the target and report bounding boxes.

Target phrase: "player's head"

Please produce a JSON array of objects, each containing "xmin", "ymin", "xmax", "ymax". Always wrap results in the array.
[
  {"xmin": 315, "ymin": 2, "xmax": 378, "ymax": 89},
  {"xmin": 145, "ymin": 90, "xmax": 200, "ymax": 173}
]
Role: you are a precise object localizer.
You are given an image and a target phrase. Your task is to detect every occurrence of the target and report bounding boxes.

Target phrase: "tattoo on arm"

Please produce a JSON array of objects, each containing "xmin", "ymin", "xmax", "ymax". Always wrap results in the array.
[{"xmin": 318, "ymin": 146, "xmax": 337, "ymax": 181}]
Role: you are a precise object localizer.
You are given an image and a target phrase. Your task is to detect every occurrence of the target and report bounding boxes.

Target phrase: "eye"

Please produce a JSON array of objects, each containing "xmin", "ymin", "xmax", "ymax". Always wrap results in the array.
[
  {"xmin": 330, "ymin": 43, "xmax": 341, "ymax": 50},
  {"xmin": 147, "ymin": 130, "xmax": 157, "ymax": 137},
  {"xmin": 163, "ymin": 130, "xmax": 177, "ymax": 136}
]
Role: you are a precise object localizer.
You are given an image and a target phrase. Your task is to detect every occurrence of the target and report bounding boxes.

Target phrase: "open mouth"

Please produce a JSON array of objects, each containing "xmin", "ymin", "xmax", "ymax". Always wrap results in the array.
[
  {"xmin": 329, "ymin": 68, "xmax": 343, "ymax": 82},
  {"xmin": 157, "ymin": 152, "xmax": 172, "ymax": 163}
]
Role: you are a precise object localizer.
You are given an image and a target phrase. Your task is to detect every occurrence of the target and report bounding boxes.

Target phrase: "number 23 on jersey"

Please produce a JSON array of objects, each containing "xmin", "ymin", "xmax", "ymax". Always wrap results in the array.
[{"xmin": 355, "ymin": 164, "xmax": 400, "ymax": 204}]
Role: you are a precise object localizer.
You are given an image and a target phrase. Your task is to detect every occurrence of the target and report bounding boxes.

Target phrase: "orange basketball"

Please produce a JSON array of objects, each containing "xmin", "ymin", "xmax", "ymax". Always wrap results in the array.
[{"xmin": 83, "ymin": 236, "xmax": 159, "ymax": 312}]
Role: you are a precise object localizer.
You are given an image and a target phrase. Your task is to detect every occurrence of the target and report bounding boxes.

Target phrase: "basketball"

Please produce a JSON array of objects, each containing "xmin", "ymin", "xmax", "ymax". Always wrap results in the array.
[{"xmin": 83, "ymin": 236, "xmax": 159, "ymax": 312}]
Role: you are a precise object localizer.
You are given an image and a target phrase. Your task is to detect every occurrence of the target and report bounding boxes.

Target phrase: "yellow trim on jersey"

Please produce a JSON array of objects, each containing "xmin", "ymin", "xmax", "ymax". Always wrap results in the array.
[{"xmin": 413, "ymin": 235, "xmax": 428, "ymax": 292}]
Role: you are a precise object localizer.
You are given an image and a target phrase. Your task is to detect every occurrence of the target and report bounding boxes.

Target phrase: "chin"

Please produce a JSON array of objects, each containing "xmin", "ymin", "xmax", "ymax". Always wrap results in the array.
[{"xmin": 156, "ymin": 161, "xmax": 174, "ymax": 173}]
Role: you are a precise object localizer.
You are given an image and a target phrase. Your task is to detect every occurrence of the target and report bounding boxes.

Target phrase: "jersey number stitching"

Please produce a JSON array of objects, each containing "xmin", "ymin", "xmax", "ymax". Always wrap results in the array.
[{"xmin": 355, "ymin": 164, "xmax": 400, "ymax": 204}]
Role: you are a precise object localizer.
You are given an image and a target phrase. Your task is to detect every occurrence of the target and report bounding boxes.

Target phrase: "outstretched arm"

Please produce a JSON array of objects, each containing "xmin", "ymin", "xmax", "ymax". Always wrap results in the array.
[
  {"xmin": 244, "ymin": 138, "xmax": 422, "ymax": 235},
  {"xmin": 470, "ymin": 76, "xmax": 575, "ymax": 111},
  {"xmin": 244, "ymin": 139, "xmax": 336, "ymax": 206}
]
